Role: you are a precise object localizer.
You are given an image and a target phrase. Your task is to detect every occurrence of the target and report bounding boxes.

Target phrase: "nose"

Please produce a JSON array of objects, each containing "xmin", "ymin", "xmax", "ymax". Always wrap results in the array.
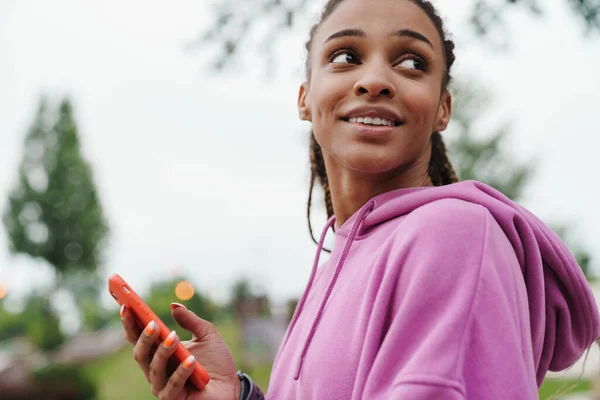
[{"xmin": 353, "ymin": 63, "xmax": 396, "ymax": 98}]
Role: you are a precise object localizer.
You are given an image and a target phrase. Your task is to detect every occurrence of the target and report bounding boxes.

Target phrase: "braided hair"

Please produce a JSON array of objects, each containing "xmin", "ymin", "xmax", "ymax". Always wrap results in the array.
[{"xmin": 306, "ymin": 0, "xmax": 459, "ymax": 245}]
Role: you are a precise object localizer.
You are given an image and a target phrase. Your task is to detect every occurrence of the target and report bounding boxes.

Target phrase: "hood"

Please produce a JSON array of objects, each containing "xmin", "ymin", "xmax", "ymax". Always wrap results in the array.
[{"xmin": 294, "ymin": 180, "xmax": 599, "ymax": 384}]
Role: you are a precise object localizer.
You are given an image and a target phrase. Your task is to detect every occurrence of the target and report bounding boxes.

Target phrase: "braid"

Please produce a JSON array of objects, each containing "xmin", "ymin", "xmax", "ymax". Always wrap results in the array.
[
  {"xmin": 306, "ymin": 0, "xmax": 460, "ymax": 240},
  {"xmin": 308, "ymin": 131, "xmax": 334, "ymax": 246},
  {"xmin": 307, "ymin": 163, "xmax": 318, "ymax": 245},
  {"xmin": 429, "ymin": 131, "xmax": 459, "ymax": 186}
]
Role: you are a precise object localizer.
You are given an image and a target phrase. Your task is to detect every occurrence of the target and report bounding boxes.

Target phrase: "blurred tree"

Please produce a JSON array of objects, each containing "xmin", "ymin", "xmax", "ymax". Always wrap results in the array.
[
  {"xmin": 62, "ymin": 271, "xmax": 109, "ymax": 331},
  {"xmin": 447, "ymin": 80, "xmax": 534, "ymax": 201},
  {"xmin": 231, "ymin": 278, "xmax": 252, "ymax": 304},
  {"xmin": 3, "ymin": 97, "xmax": 109, "ymax": 277},
  {"xmin": 551, "ymin": 223, "xmax": 593, "ymax": 279},
  {"xmin": 145, "ymin": 277, "xmax": 219, "ymax": 338},
  {"xmin": 470, "ymin": 0, "xmax": 600, "ymax": 41},
  {"xmin": 230, "ymin": 277, "xmax": 271, "ymax": 318},
  {"xmin": 190, "ymin": 0, "xmax": 600, "ymax": 72},
  {"xmin": 2, "ymin": 96, "xmax": 110, "ymax": 334},
  {"xmin": 0, "ymin": 294, "xmax": 64, "ymax": 348},
  {"xmin": 0, "ymin": 305, "xmax": 28, "ymax": 341},
  {"xmin": 22, "ymin": 294, "xmax": 65, "ymax": 351}
]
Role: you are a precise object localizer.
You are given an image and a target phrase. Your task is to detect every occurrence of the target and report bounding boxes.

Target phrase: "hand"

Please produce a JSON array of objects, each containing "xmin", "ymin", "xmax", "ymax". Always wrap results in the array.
[{"xmin": 121, "ymin": 303, "xmax": 241, "ymax": 400}]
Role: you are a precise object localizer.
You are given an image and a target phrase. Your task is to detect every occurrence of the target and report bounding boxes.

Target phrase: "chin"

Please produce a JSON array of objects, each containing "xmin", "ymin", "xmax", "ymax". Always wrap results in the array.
[{"xmin": 337, "ymin": 149, "xmax": 404, "ymax": 175}]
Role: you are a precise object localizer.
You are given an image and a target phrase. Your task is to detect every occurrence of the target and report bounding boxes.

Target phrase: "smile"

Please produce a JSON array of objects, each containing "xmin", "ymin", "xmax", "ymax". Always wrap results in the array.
[
  {"xmin": 341, "ymin": 106, "xmax": 404, "ymax": 127},
  {"xmin": 341, "ymin": 117, "xmax": 403, "ymax": 128},
  {"xmin": 346, "ymin": 117, "xmax": 396, "ymax": 127}
]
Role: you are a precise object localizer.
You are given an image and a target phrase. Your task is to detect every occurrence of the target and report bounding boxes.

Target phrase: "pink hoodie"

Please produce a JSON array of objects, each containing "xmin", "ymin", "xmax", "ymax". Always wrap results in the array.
[{"xmin": 267, "ymin": 180, "xmax": 599, "ymax": 399}]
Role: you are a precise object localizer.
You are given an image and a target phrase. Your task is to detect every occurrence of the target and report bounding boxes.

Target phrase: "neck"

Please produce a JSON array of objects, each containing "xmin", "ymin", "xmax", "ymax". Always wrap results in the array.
[{"xmin": 326, "ymin": 156, "xmax": 432, "ymax": 227}]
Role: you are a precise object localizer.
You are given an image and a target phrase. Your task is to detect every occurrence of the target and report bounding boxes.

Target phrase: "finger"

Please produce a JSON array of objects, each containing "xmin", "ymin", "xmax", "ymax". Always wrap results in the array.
[
  {"xmin": 121, "ymin": 305, "xmax": 143, "ymax": 345},
  {"xmin": 133, "ymin": 320, "xmax": 160, "ymax": 382},
  {"xmin": 171, "ymin": 304, "xmax": 217, "ymax": 341},
  {"xmin": 148, "ymin": 330, "xmax": 179, "ymax": 392},
  {"xmin": 159, "ymin": 355, "xmax": 197, "ymax": 400}
]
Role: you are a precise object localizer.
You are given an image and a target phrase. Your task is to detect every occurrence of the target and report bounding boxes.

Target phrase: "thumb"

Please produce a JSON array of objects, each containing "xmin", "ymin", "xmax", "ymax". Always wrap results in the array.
[{"xmin": 170, "ymin": 303, "xmax": 216, "ymax": 340}]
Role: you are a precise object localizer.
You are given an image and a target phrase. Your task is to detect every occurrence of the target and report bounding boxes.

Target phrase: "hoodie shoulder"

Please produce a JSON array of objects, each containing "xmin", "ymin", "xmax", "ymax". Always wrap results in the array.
[
  {"xmin": 386, "ymin": 198, "xmax": 500, "ymax": 280},
  {"xmin": 369, "ymin": 196, "xmax": 540, "ymax": 398},
  {"xmin": 363, "ymin": 181, "xmax": 599, "ymax": 385},
  {"xmin": 386, "ymin": 197, "xmax": 516, "ymax": 285},
  {"xmin": 401, "ymin": 197, "xmax": 494, "ymax": 237}
]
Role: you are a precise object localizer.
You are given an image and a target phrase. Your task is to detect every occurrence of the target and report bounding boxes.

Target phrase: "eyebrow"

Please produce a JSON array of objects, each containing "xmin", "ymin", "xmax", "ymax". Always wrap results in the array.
[
  {"xmin": 324, "ymin": 28, "xmax": 433, "ymax": 48},
  {"xmin": 324, "ymin": 28, "xmax": 365, "ymax": 43},
  {"xmin": 392, "ymin": 29, "xmax": 433, "ymax": 48}
]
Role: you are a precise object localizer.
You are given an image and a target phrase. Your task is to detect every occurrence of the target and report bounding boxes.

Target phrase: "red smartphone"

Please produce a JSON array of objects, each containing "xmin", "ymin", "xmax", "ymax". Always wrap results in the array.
[{"xmin": 108, "ymin": 274, "xmax": 210, "ymax": 390}]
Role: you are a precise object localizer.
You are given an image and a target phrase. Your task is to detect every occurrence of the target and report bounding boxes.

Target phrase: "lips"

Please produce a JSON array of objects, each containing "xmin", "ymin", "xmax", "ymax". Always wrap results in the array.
[
  {"xmin": 347, "ymin": 116, "xmax": 395, "ymax": 127},
  {"xmin": 341, "ymin": 106, "xmax": 404, "ymax": 126}
]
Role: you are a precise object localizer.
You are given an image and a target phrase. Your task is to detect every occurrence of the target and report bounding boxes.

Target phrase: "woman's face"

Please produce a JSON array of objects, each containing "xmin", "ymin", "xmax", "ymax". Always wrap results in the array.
[{"xmin": 299, "ymin": 0, "xmax": 451, "ymax": 177}]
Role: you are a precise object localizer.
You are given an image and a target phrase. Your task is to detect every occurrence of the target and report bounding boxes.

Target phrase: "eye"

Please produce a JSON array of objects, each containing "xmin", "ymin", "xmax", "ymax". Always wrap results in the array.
[
  {"xmin": 397, "ymin": 57, "xmax": 426, "ymax": 71},
  {"xmin": 330, "ymin": 50, "xmax": 359, "ymax": 65}
]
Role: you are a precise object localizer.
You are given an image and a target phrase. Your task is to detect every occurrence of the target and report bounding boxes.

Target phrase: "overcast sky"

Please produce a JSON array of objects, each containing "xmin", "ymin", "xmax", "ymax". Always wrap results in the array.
[{"xmin": 1, "ymin": 0, "xmax": 599, "ymax": 314}]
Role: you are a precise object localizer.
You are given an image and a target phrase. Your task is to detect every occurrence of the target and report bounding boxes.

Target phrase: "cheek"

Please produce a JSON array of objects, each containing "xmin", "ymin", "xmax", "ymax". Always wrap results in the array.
[
  {"xmin": 401, "ymin": 81, "xmax": 440, "ymax": 128},
  {"xmin": 310, "ymin": 74, "xmax": 350, "ymax": 144},
  {"xmin": 311, "ymin": 83, "xmax": 343, "ymax": 121}
]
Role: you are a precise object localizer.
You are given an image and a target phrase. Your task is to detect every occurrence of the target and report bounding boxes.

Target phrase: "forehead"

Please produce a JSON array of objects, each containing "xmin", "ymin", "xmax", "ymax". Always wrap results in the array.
[{"xmin": 313, "ymin": 0, "xmax": 443, "ymax": 51}]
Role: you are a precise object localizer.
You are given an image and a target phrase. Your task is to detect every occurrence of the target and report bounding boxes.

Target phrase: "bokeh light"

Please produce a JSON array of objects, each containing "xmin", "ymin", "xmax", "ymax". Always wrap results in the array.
[
  {"xmin": 175, "ymin": 280, "xmax": 194, "ymax": 301},
  {"xmin": 0, "ymin": 282, "xmax": 6, "ymax": 299}
]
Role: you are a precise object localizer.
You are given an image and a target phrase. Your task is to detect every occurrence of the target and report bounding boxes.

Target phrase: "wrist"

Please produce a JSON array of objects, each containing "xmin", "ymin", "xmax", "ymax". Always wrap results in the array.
[
  {"xmin": 236, "ymin": 371, "xmax": 265, "ymax": 400},
  {"xmin": 234, "ymin": 374, "xmax": 242, "ymax": 400},
  {"xmin": 236, "ymin": 370, "xmax": 249, "ymax": 400}
]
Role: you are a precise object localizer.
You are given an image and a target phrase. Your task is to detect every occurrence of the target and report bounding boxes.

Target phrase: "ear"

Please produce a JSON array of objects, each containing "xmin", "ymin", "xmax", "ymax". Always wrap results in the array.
[
  {"xmin": 298, "ymin": 82, "xmax": 312, "ymax": 122},
  {"xmin": 434, "ymin": 91, "xmax": 452, "ymax": 132}
]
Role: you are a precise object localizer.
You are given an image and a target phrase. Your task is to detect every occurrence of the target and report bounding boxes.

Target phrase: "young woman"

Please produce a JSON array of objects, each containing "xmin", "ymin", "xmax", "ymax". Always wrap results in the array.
[{"xmin": 121, "ymin": 0, "xmax": 600, "ymax": 398}]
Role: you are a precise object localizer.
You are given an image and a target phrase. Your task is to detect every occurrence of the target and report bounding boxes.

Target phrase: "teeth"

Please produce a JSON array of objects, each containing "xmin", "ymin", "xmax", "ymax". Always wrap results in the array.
[{"xmin": 348, "ymin": 117, "xmax": 395, "ymax": 126}]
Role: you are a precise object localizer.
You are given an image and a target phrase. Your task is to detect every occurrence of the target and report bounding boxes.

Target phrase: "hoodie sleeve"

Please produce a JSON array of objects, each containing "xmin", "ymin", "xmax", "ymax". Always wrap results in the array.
[{"xmin": 360, "ymin": 199, "xmax": 539, "ymax": 400}]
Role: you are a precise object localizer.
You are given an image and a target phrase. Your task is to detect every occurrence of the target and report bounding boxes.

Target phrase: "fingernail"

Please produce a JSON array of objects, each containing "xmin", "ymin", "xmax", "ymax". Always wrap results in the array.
[
  {"xmin": 183, "ymin": 355, "xmax": 195, "ymax": 369},
  {"xmin": 145, "ymin": 321, "xmax": 156, "ymax": 336},
  {"xmin": 170, "ymin": 303, "xmax": 187, "ymax": 311},
  {"xmin": 120, "ymin": 305, "xmax": 125, "ymax": 320},
  {"xmin": 164, "ymin": 330, "xmax": 177, "ymax": 348}
]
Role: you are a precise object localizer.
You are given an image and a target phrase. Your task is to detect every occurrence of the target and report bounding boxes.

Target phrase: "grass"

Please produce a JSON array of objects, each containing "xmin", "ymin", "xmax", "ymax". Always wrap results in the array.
[
  {"xmin": 84, "ymin": 347, "xmax": 155, "ymax": 400},
  {"xmin": 83, "ymin": 320, "xmax": 271, "ymax": 400},
  {"xmin": 539, "ymin": 379, "xmax": 591, "ymax": 399}
]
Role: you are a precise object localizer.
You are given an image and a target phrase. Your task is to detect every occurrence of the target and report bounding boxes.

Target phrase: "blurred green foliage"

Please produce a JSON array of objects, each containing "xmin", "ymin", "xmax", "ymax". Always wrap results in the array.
[
  {"xmin": 2, "ymin": 97, "xmax": 110, "ymax": 337},
  {"xmin": 80, "ymin": 298, "xmax": 110, "ymax": 332},
  {"xmin": 0, "ymin": 294, "xmax": 65, "ymax": 350},
  {"xmin": 22, "ymin": 294, "xmax": 65, "ymax": 351},
  {"xmin": 0, "ymin": 306, "xmax": 27, "ymax": 341},
  {"xmin": 192, "ymin": 0, "xmax": 600, "ymax": 72},
  {"xmin": 230, "ymin": 277, "xmax": 271, "ymax": 318},
  {"xmin": 64, "ymin": 271, "xmax": 110, "ymax": 331},
  {"xmin": 2, "ymin": 95, "xmax": 111, "ymax": 349},
  {"xmin": 3, "ymin": 97, "xmax": 109, "ymax": 278},
  {"xmin": 145, "ymin": 277, "xmax": 219, "ymax": 338},
  {"xmin": 448, "ymin": 80, "xmax": 534, "ymax": 202},
  {"xmin": 33, "ymin": 364, "xmax": 98, "ymax": 400}
]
